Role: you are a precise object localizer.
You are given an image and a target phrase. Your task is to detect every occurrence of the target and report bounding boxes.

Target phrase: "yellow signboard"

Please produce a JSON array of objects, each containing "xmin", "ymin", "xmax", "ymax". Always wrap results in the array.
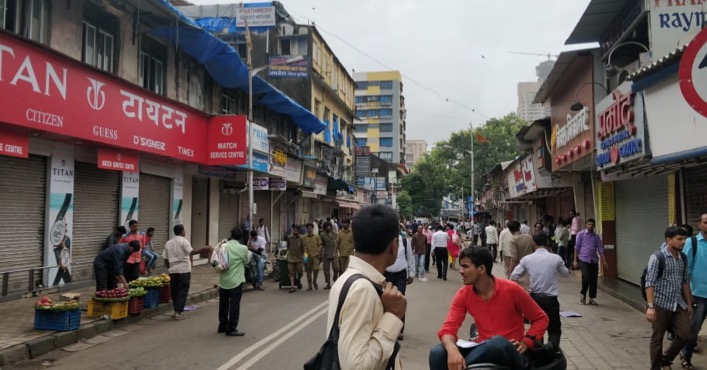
[
  {"xmin": 598, "ymin": 181, "xmax": 615, "ymax": 222},
  {"xmin": 668, "ymin": 174, "xmax": 676, "ymax": 225}
]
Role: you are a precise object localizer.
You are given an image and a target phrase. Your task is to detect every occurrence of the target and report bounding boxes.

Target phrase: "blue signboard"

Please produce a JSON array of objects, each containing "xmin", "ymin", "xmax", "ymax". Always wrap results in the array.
[{"xmin": 238, "ymin": 152, "xmax": 269, "ymax": 173}]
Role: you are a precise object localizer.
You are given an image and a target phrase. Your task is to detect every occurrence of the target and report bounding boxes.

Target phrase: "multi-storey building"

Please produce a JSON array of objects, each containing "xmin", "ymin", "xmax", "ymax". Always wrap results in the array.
[
  {"xmin": 353, "ymin": 71, "xmax": 406, "ymax": 166},
  {"xmin": 516, "ymin": 61, "xmax": 554, "ymax": 122},
  {"xmin": 405, "ymin": 140, "xmax": 427, "ymax": 169}
]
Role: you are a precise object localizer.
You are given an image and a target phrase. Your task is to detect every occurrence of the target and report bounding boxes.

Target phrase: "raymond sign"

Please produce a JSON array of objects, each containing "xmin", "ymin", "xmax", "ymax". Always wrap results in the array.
[
  {"xmin": 0, "ymin": 127, "xmax": 28, "ymax": 158},
  {"xmin": 97, "ymin": 149, "xmax": 139, "ymax": 172},
  {"xmin": 207, "ymin": 115, "xmax": 247, "ymax": 165}
]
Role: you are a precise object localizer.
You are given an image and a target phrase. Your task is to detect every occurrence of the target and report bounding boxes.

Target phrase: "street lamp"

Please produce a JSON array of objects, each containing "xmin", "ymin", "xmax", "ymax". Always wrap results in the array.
[{"xmin": 247, "ymin": 55, "xmax": 305, "ymax": 227}]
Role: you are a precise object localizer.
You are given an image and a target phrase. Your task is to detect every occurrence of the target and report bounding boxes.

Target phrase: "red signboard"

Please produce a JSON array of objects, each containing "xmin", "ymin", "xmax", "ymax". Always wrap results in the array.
[
  {"xmin": 97, "ymin": 148, "xmax": 139, "ymax": 172},
  {"xmin": 0, "ymin": 32, "xmax": 210, "ymax": 163},
  {"xmin": 207, "ymin": 115, "xmax": 247, "ymax": 165},
  {"xmin": 0, "ymin": 127, "xmax": 28, "ymax": 158}
]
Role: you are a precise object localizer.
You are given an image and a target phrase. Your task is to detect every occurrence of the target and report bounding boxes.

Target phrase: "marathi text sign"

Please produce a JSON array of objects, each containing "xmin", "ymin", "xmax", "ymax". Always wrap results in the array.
[
  {"xmin": 595, "ymin": 82, "xmax": 646, "ymax": 170},
  {"xmin": 269, "ymin": 56, "xmax": 308, "ymax": 79},
  {"xmin": 253, "ymin": 177, "xmax": 270, "ymax": 190}
]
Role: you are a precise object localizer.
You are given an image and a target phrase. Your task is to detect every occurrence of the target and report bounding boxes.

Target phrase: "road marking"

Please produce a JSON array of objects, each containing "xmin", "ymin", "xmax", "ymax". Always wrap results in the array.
[
  {"xmin": 235, "ymin": 307, "xmax": 328, "ymax": 370},
  {"xmin": 216, "ymin": 300, "xmax": 328, "ymax": 370}
]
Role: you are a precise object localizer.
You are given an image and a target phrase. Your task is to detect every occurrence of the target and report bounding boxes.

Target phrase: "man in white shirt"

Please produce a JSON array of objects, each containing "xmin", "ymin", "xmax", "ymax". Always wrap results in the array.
[
  {"xmin": 431, "ymin": 225, "xmax": 451, "ymax": 280},
  {"xmin": 511, "ymin": 232, "xmax": 569, "ymax": 348},
  {"xmin": 484, "ymin": 221, "xmax": 499, "ymax": 262},
  {"xmin": 520, "ymin": 220, "xmax": 531, "ymax": 235},
  {"xmin": 256, "ymin": 218, "xmax": 270, "ymax": 245},
  {"xmin": 162, "ymin": 224, "xmax": 211, "ymax": 320},
  {"xmin": 326, "ymin": 204, "xmax": 406, "ymax": 369},
  {"xmin": 247, "ymin": 230, "xmax": 268, "ymax": 291},
  {"xmin": 385, "ymin": 223, "xmax": 416, "ymax": 340},
  {"xmin": 498, "ymin": 220, "xmax": 513, "ymax": 273}
]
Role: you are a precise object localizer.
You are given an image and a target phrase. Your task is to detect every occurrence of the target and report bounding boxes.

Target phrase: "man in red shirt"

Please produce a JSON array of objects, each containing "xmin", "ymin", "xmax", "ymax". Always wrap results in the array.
[
  {"xmin": 429, "ymin": 246, "xmax": 549, "ymax": 370},
  {"xmin": 119, "ymin": 220, "xmax": 145, "ymax": 282}
]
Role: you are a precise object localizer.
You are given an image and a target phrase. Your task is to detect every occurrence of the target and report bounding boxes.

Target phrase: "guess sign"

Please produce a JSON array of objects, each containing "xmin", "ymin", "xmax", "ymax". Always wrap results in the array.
[
  {"xmin": 97, "ymin": 149, "xmax": 139, "ymax": 172},
  {"xmin": 595, "ymin": 82, "xmax": 646, "ymax": 169}
]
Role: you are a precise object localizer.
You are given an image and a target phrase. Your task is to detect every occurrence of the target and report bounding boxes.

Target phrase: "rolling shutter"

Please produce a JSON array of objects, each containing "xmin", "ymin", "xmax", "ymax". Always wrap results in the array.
[
  {"xmin": 218, "ymin": 182, "xmax": 239, "ymax": 242},
  {"xmin": 615, "ymin": 176, "xmax": 668, "ymax": 285},
  {"xmin": 0, "ymin": 155, "xmax": 46, "ymax": 294},
  {"xmin": 72, "ymin": 162, "xmax": 119, "ymax": 281},
  {"xmin": 683, "ymin": 165, "xmax": 707, "ymax": 226},
  {"xmin": 138, "ymin": 174, "xmax": 170, "ymax": 255}
]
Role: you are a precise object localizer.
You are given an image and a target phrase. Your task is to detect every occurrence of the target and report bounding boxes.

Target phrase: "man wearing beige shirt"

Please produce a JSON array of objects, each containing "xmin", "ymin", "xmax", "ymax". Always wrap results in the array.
[
  {"xmin": 326, "ymin": 204, "xmax": 407, "ymax": 370},
  {"xmin": 508, "ymin": 220, "xmax": 535, "ymax": 286}
]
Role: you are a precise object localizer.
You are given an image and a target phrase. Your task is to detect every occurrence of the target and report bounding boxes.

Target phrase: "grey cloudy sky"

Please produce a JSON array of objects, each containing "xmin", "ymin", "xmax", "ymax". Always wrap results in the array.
[{"xmin": 190, "ymin": 0, "xmax": 593, "ymax": 147}]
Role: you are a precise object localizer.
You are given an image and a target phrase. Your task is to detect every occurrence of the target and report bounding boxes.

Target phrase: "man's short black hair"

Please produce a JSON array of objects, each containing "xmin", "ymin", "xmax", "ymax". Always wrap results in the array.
[
  {"xmin": 508, "ymin": 220, "xmax": 521, "ymax": 233},
  {"xmin": 352, "ymin": 205, "xmax": 399, "ymax": 255},
  {"xmin": 116, "ymin": 226, "xmax": 127, "ymax": 234},
  {"xmin": 459, "ymin": 246, "xmax": 493, "ymax": 276},
  {"xmin": 665, "ymin": 226, "xmax": 688, "ymax": 239},
  {"xmin": 681, "ymin": 224, "xmax": 694, "ymax": 236},
  {"xmin": 128, "ymin": 240, "xmax": 141, "ymax": 250},
  {"xmin": 489, "ymin": 221, "xmax": 495, "ymax": 226},
  {"xmin": 128, "ymin": 220, "xmax": 138, "ymax": 227},
  {"xmin": 323, "ymin": 222, "xmax": 332, "ymax": 229},
  {"xmin": 250, "ymin": 230, "xmax": 258, "ymax": 237},
  {"xmin": 306, "ymin": 222, "xmax": 314, "ymax": 228},
  {"xmin": 341, "ymin": 219, "xmax": 351, "ymax": 225},
  {"xmin": 534, "ymin": 222, "xmax": 544, "ymax": 229},
  {"xmin": 436, "ymin": 224, "xmax": 445, "ymax": 231},
  {"xmin": 533, "ymin": 231, "xmax": 549, "ymax": 247},
  {"xmin": 230, "ymin": 226, "xmax": 243, "ymax": 241},
  {"xmin": 173, "ymin": 224, "xmax": 185, "ymax": 236},
  {"xmin": 259, "ymin": 218, "xmax": 264, "ymax": 223},
  {"xmin": 146, "ymin": 227, "xmax": 155, "ymax": 233},
  {"xmin": 586, "ymin": 218, "xmax": 596, "ymax": 224}
]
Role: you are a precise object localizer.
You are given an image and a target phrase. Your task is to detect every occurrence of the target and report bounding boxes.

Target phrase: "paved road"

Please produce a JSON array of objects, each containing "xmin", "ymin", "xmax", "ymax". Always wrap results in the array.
[{"xmin": 8, "ymin": 261, "xmax": 707, "ymax": 370}]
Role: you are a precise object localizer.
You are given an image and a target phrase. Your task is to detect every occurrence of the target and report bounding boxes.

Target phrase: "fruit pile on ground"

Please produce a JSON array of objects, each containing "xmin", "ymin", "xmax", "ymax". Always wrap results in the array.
[
  {"xmin": 129, "ymin": 277, "xmax": 163, "ymax": 288},
  {"xmin": 94, "ymin": 288, "xmax": 129, "ymax": 302},
  {"xmin": 34, "ymin": 296, "xmax": 79, "ymax": 311},
  {"xmin": 128, "ymin": 287, "xmax": 147, "ymax": 297}
]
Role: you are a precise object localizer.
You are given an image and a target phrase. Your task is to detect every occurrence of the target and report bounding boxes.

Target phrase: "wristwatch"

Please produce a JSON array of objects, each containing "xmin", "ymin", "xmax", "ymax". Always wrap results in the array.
[
  {"xmin": 647, "ymin": 303, "xmax": 655, "ymax": 309},
  {"xmin": 50, "ymin": 194, "xmax": 72, "ymax": 247}
]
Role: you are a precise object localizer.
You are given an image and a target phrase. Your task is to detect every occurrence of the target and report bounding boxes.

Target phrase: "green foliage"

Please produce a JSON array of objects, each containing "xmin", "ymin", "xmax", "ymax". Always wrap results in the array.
[{"xmin": 396, "ymin": 190, "xmax": 414, "ymax": 220}]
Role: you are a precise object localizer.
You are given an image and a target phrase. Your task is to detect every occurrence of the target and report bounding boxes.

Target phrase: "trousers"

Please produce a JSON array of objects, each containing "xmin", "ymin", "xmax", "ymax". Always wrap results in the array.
[
  {"xmin": 434, "ymin": 248, "xmax": 448, "ymax": 278},
  {"xmin": 579, "ymin": 261, "xmax": 598, "ymax": 298},
  {"xmin": 651, "ymin": 305, "xmax": 691, "ymax": 370},
  {"xmin": 218, "ymin": 284, "xmax": 243, "ymax": 333},
  {"xmin": 169, "ymin": 272, "xmax": 190, "ymax": 314},
  {"xmin": 531, "ymin": 293, "xmax": 561, "ymax": 348}
]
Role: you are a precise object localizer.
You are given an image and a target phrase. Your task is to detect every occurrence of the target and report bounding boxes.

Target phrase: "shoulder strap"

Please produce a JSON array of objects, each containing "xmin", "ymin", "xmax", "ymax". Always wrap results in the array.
[
  {"xmin": 327, "ymin": 274, "xmax": 369, "ymax": 340},
  {"xmin": 654, "ymin": 251, "xmax": 666, "ymax": 279}
]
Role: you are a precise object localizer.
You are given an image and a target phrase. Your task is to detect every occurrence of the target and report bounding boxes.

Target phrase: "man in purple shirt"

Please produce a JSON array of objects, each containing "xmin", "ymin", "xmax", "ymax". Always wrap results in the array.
[{"xmin": 573, "ymin": 218, "xmax": 607, "ymax": 305}]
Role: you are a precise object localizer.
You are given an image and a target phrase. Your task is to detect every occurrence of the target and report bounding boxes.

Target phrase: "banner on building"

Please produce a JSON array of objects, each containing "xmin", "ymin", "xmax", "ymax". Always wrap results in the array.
[
  {"xmin": 285, "ymin": 159, "xmax": 303, "ymax": 183},
  {"xmin": 98, "ymin": 149, "xmax": 139, "ymax": 172},
  {"xmin": 45, "ymin": 144, "xmax": 74, "ymax": 288},
  {"xmin": 270, "ymin": 179, "xmax": 287, "ymax": 191},
  {"xmin": 355, "ymin": 146, "xmax": 371, "ymax": 177},
  {"xmin": 249, "ymin": 122, "xmax": 269, "ymax": 154},
  {"xmin": 208, "ymin": 115, "xmax": 247, "ymax": 165},
  {"xmin": 254, "ymin": 177, "xmax": 270, "ymax": 190},
  {"xmin": 314, "ymin": 175, "xmax": 328, "ymax": 195},
  {"xmin": 649, "ymin": 1, "xmax": 705, "ymax": 58},
  {"xmin": 0, "ymin": 127, "xmax": 28, "ymax": 158},
  {"xmin": 121, "ymin": 171, "xmax": 140, "ymax": 229},
  {"xmin": 595, "ymin": 82, "xmax": 646, "ymax": 170},
  {"xmin": 303, "ymin": 166, "xmax": 317, "ymax": 188},
  {"xmin": 269, "ymin": 56, "xmax": 309, "ymax": 79},
  {"xmin": 269, "ymin": 142, "xmax": 287, "ymax": 177}
]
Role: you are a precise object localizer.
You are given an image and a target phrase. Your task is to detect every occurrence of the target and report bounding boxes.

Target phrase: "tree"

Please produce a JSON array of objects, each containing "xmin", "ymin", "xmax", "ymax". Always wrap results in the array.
[
  {"xmin": 401, "ymin": 150, "xmax": 450, "ymax": 216},
  {"xmin": 396, "ymin": 190, "xmax": 414, "ymax": 220}
]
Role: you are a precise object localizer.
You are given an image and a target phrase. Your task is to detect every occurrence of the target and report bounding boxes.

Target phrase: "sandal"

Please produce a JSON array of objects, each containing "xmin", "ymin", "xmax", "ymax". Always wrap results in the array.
[{"xmin": 680, "ymin": 358, "xmax": 694, "ymax": 370}]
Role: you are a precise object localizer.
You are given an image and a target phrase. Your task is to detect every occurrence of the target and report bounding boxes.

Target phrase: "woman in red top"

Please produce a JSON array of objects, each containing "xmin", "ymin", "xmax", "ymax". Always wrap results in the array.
[{"xmin": 446, "ymin": 224, "xmax": 461, "ymax": 270}]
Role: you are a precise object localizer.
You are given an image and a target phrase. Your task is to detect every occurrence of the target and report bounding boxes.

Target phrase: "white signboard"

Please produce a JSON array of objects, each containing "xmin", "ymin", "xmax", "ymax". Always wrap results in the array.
[
  {"xmin": 254, "ymin": 177, "xmax": 270, "ymax": 190},
  {"xmin": 45, "ymin": 144, "xmax": 74, "ymax": 287},
  {"xmin": 236, "ymin": 7, "xmax": 276, "ymax": 28},
  {"xmin": 285, "ymin": 159, "xmax": 303, "ymax": 183},
  {"xmin": 522, "ymin": 156, "xmax": 537, "ymax": 193},
  {"xmin": 172, "ymin": 166, "xmax": 184, "ymax": 234},
  {"xmin": 248, "ymin": 122, "xmax": 269, "ymax": 154},
  {"xmin": 314, "ymin": 175, "xmax": 328, "ymax": 195},
  {"xmin": 121, "ymin": 171, "xmax": 139, "ymax": 228},
  {"xmin": 650, "ymin": 1, "xmax": 705, "ymax": 59}
]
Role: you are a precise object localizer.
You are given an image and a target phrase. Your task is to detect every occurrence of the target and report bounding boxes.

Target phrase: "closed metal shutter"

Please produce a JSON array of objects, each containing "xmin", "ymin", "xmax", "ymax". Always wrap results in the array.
[
  {"xmin": 584, "ymin": 182, "xmax": 596, "ymax": 221},
  {"xmin": 138, "ymin": 174, "xmax": 171, "ymax": 255},
  {"xmin": 72, "ymin": 162, "xmax": 119, "ymax": 281},
  {"xmin": 219, "ymin": 183, "xmax": 240, "ymax": 242},
  {"xmin": 683, "ymin": 165, "xmax": 707, "ymax": 226},
  {"xmin": 0, "ymin": 155, "xmax": 46, "ymax": 294},
  {"xmin": 615, "ymin": 176, "xmax": 668, "ymax": 285}
]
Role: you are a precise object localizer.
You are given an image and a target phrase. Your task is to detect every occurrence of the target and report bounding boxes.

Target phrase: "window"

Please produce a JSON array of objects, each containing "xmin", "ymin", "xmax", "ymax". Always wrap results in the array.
[
  {"xmin": 380, "ymin": 81, "xmax": 393, "ymax": 89},
  {"xmin": 355, "ymin": 82, "xmax": 367, "ymax": 90},
  {"xmin": 313, "ymin": 43, "xmax": 320, "ymax": 65},
  {"xmin": 367, "ymin": 110, "xmax": 377, "ymax": 118},
  {"xmin": 323, "ymin": 107, "xmax": 331, "ymax": 124},
  {"xmin": 380, "ymin": 95, "xmax": 393, "ymax": 105},
  {"xmin": 380, "ymin": 109, "xmax": 393, "ymax": 117},
  {"xmin": 140, "ymin": 36, "xmax": 167, "ymax": 95},
  {"xmin": 82, "ymin": 2, "xmax": 118, "ymax": 72},
  {"xmin": 380, "ymin": 123, "xmax": 393, "ymax": 132},
  {"xmin": 378, "ymin": 152, "xmax": 393, "ymax": 161},
  {"xmin": 379, "ymin": 138, "xmax": 393, "ymax": 147},
  {"xmin": 280, "ymin": 38, "xmax": 291, "ymax": 55},
  {"xmin": 2, "ymin": 0, "xmax": 49, "ymax": 43},
  {"xmin": 355, "ymin": 138, "xmax": 367, "ymax": 146},
  {"xmin": 221, "ymin": 94, "xmax": 236, "ymax": 114},
  {"xmin": 354, "ymin": 124, "xmax": 367, "ymax": 133},
  {"xmin": 314, "ymin": 99, "xmax": 322, "ymax": 119}
]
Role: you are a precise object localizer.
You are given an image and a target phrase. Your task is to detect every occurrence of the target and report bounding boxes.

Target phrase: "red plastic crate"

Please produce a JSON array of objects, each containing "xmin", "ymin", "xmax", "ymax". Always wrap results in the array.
[
  {"xmin": 160, "ymin": 284, "xmax": 172, "ymax": 303},
  {"xmin": 128, "ymin": 296, "xmax": 144, "ymax": 315}
]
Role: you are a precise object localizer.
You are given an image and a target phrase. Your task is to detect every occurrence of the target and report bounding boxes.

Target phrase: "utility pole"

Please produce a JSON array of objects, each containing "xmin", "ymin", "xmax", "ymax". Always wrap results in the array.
[{"xmin": 470, "ymin": 122, "xmax": 475, "ymax": 219}]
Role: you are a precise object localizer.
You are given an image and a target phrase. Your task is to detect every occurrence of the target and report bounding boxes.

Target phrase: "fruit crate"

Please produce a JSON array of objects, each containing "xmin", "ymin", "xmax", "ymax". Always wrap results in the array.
[
  {"xmin": 143, "ymin": 288, "xmax": 160, "ymax": 308},
  {"xmin": 128, "ymin": 296, "xmax": 144, "ymax": 315},
  {"xmin": 34, "ymin": 309, "xmax": 80, "ymax": 331},
  {"xmin": 159, "ymin": 284, "xmax": 172, "ymax": 303},
  {"xmin": 87, "ymin": 298, "xmax": 128, "ymax": 320}
]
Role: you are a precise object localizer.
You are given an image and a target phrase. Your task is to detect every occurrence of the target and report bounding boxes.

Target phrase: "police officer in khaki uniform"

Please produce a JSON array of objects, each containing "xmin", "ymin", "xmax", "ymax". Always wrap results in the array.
[
  {"xmin": 320, "ymin": 222, "xmax": 339, "ymax": 289},
  {"xmin": 335, "ymin": 219, "xmax": 354, "ymax": 273},
  {"xmin": 286, "ymin": 226, "xmax": 305, "ymax": 293},
  {"xmin": 303, "ymin": 223, "xmax": 322, "ymax": 291}
]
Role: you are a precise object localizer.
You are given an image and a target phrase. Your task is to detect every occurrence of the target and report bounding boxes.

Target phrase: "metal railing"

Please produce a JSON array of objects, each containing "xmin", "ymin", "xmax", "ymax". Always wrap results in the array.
[{"xmin": 0, "ymin": 263, "xmax": 90, "ymax": 297}]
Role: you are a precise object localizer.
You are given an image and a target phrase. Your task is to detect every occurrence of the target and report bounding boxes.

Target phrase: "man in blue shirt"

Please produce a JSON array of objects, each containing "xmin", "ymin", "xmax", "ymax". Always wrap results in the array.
[
  {"xmin": 93, "ymin": 240, "xmax": 140, "ymax": 291},
  {"xmin": 681, "ymin": 214, "xmax": 707, "ymax": 369}
]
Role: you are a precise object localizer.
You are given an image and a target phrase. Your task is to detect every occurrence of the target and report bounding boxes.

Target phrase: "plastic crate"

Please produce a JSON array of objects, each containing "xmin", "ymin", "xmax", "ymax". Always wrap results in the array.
[
  {"xmin": 143, "ymin": 288, "xmax": 160, "ymax": 308},
  {"xmin": 159, "ymin": 284, "xmax": 172, "ymax": 303},
  {"xmin": 87, "ymin": 298, "xmax": 129, "ymax": 320},
  {"xmin": 128, "ymin": 296, "xmax": 144, "ymax": 315},
  {"xmin": 34, "ymin": 309, "xmax": 80, "ymax": 331}
]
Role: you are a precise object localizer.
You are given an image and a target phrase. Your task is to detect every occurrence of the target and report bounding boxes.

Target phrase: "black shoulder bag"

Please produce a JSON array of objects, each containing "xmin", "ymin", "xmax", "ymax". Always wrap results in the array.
[{"xmin": 303, "ymin": 274, "xmax": 400, "ymax": 370}]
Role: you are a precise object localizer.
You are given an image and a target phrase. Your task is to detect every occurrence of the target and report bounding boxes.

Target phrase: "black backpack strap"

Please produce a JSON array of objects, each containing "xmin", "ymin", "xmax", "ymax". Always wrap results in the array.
[
  {"xmin": 328, "ymin": 274, "xmax": 368, "ymax": 340},
  {"xmin": 655, "ymin": 251, "xmax": 666, "ymax": 279},
  {"xmin": 692, "ymin": 235, "xmax": 698, "ymax": 261}
]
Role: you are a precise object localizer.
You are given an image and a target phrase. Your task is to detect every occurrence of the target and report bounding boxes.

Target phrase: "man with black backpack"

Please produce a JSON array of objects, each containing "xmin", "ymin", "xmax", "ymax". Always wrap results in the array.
[
  {"xmin": 644, "ymin": 226, "xmax": 693, "ymax": 370},
  {"xmin": 316, "ymin": 204, "xmax": 406, "ymax": 370},
  {"xmin": 680, "ymin": 214, "xmax": 707, "ymax": 370}
]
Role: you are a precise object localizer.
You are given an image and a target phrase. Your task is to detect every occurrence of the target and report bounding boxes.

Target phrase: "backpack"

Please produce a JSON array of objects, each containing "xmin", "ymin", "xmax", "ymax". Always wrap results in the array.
[
  {"xmin": 210, "ymin": 239, "xmax": 230, "ymax": 272},
  {"xmin": 303, "ymin": 274, "xmax": 400, "ymax": 370},
  {"xmin": 640, "ymin": 235, "xmax": 696, "ymax": 301}
]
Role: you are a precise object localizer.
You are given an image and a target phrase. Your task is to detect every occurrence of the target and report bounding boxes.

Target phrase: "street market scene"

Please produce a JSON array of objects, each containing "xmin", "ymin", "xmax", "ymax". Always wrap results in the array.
[{"xmin": 1, "ymin": 0, "xmax": 707, "ymax": 369}]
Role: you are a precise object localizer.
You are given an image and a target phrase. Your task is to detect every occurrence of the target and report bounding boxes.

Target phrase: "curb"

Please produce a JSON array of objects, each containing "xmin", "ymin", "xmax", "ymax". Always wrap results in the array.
[{"xmin": 0, "ymin": 287, "xmax": 219, "ymax": 367}]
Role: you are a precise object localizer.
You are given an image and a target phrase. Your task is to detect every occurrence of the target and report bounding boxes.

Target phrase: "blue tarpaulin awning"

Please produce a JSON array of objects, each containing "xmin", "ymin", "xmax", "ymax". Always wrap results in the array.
[{"xmin": 149, "ymin": 0, "xmax": 326, "ymax": 134}]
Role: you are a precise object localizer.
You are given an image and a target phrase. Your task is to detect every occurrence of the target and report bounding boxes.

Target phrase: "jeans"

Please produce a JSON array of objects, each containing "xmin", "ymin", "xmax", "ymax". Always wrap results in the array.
[
  {"xmin": 429, "ymin": 336, "xmax": 529, "ymax": 370},
  {"xmin": 682, "ymin": 296, "xmax": 707, "ymax": 361},
  {"xmin": 415, "ymin": 254, "xmax": 426, "ymax": 278},
  {"xmin": 579, "ymin": 261, "xmax": 599, "ymax": 298},
  {"xmin": 142, "ymin": 249, "xmax": 159, "ymax": 271},
  {"xmin": 531, "ymin": 293, "xmax": 561, "ymax": 348},
  {"xmin": 169, "ymin": 272, "xmax": 191, "ymax": 314},
  {"xmin": 651, "ymin": 305, "xmax": 691, "ymax": 369},
  {"xmin": 218, "ymin": 284, "xmax": 243, "ymax": 333},
  {"xmin": 434, "ymin": 248, "xmax": 448, "ymax": 278},
  {"xmin": 256, "ymin": 256, "xmax": 265, "ymax": 287}
]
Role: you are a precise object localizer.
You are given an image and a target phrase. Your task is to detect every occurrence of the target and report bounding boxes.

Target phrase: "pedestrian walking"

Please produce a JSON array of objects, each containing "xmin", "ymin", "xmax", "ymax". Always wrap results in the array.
[
  {"xmin": 384, "ymin": 223, "xmax": 415, "ymax": 340},
  {"xmin": 533, "ymin": 222, "xmax": 544, "ymax": 236},
  {"xmin": 286, "ymin": 225, "xmax": 305, "ymax": 293},
  {"xmin": 320, "ymin": 222, "xmax": 339, "ymax": 289},
  {"xmin": 142, "ymin": 227, "xmax": 159, "ymax": 275},
  {"xmin": 325, "ymin": 204, "xmax": 406, "ymax": 369},
  {"xmin": 555, "ymin": 219, "xmax": 570, "ymax": 266},
  {"xmin": 119, "ymin": 220, "xmax": 145, "ymax": 282},
  {"xmin": 447, "ymin": 225, "xmax": 460, "ymax": 270},
  {"xmin": 498, "ymin": 220, "xmax": 512, "ymax": 273},
  {"xmin": 335, "ymin": 219, "xmax": 354, "ymax": 273},
  {"xmin": 411, "ymin": 225, "xmax": 428, "ymax": 281},
  {"xmin": 568, "ymin": 210, "xmax": 582, "ymax": 269},
  {"xmin": 303, "ymin": 223, "xmax": 322, "ymax": 291},
  {"xmin": 247, "ymin": 230, "xmax": 267, "ymax": 291},
  {"xmin": 573, "ymin": 218, "xmax": 607, "ymax": 305},
  {"xmin": 428, "ymin": 246, "xmax": 549, "ymax": 369},
  {"xmin": 520, "ymin": 220, "xmax": 531, "ymax": 235},
  {"xmin": 423, "ymin": 223, "xmax": 433, "ymax": 273},
  {"xmin": 645, "ymin": 226, "xmax": 693, "ymax": 370},
  {"xmin": 93, "ymin": 241, "xmax": 139, "ymax": 291},
  {"xmin": 508, "ymin": 220, "xmax": 535, "ymax": 278},
  {"xmin": 511, "ymin": 232, "xmax": 569, "ymax": 348},
  {"xmin": 217, "ymin": 227, "xmax": 249, "ymax": 336},
  {"xmin": 241, "ymin": 215, "xmax": 251, "ymax": 233},
  {"xmin": 256, "ymin": 218, "xmax": 270, "ymax": 245},
  {"xmin": 431, "ymin": 225, "xmax": 450, "ymax": 280},
  {"xmin": 162, "ymin": 224, "xmax": 212, "ymax": 320},
  {"xmin": 484, "ymin": 221, "xmax": 499, "ymax": 261},
  {"xmin": 680, "ymin": 213, "xmax": 707, "ymax": 370},
  {"xmin": 104, "ymin": 226, "xmax": 126, "ymax": 251},
  {"xmin": 472, "ymin": 221, "xmax": 481, "ymax": 246}
]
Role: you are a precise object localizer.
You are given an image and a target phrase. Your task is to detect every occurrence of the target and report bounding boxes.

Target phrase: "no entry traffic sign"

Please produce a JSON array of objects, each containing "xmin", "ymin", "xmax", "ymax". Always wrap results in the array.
[{"xmin": 680, "ymin": 27, "xmax": 707, "ymax": 118}]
